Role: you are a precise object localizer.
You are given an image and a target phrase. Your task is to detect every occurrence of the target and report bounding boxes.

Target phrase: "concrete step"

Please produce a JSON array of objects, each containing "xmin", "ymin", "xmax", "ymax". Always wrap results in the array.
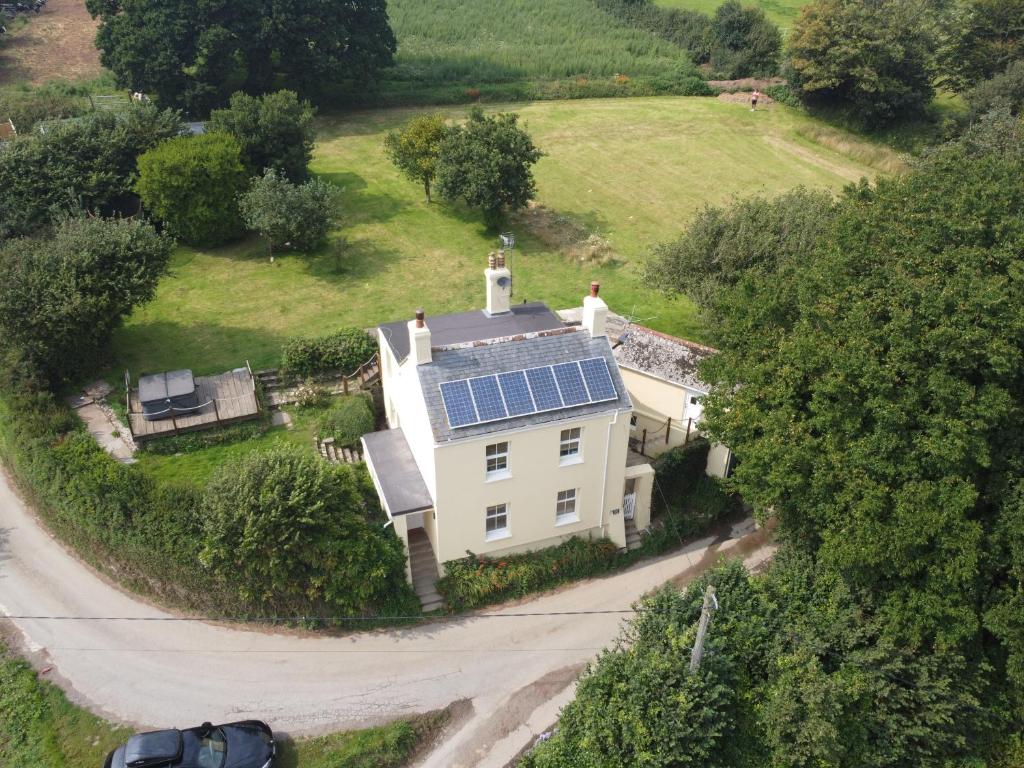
[{"xmin": 420, "ymin": 596, "xmax": 445, "ymax": 612}]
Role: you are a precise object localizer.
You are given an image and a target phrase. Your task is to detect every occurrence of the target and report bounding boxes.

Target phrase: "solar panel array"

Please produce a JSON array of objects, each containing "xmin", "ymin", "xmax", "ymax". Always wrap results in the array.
[{"xmin": 439, "ymin": 357, "xmax": 619, "ymax": 429}]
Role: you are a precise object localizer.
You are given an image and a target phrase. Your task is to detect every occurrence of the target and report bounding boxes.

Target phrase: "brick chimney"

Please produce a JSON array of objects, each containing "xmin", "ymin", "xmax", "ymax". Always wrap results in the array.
[
  {"xmin": 582, "ymin": 281, "xmax": 608, "ymax": 338},
  {"xmin": 408, "ymin": 308, "xmax": 432, "ymax": 365},
  {"xmin": 484, "ymin": 250, "xmax": 512, "ymax": 316}
]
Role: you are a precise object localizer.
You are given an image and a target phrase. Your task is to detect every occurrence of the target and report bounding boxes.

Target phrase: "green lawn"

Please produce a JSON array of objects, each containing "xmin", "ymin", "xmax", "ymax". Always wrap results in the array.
[
  {"xmin": 110, "ymin": 97, "xmax": 898, "ymax": 384},
  {"xmin": 0, "ymin": 639, "xmax": 445, "ymax": 768},
  {"xmin": 655, "ymin": 0, "xmax": 808, "ymax": 29}
]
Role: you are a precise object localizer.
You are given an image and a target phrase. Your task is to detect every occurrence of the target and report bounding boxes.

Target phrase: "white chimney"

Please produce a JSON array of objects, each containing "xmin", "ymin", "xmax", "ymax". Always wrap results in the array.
[
  {"xmin": 484, "ymin": 251, "xmax": 512, "ymax": 316},
  {"xmin": 582, "ymin": 281, "xmax": 608, "ymax": 338},
  {"xmin": 408, "ymin": 309, "xmax": 432, "ymax": 365}
]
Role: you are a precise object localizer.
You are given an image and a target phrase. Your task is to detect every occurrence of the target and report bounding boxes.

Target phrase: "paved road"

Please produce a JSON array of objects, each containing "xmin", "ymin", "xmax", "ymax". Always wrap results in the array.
[{"xmin": 0, "ymin": 469, "xmax": 775, "ymax": 767}]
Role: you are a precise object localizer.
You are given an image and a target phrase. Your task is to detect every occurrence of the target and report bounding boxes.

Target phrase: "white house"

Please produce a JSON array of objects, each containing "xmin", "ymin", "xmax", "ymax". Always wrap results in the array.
[{"xmin": 362, "ymin": 252, "xmax": 655, "ymax": 610}]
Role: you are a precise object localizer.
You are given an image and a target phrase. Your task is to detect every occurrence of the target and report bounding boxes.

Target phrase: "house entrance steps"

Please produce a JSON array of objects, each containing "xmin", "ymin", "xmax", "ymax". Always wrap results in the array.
[{"xmin": 408, "ymin": 528, "xmax": 444, "ymax": 612}]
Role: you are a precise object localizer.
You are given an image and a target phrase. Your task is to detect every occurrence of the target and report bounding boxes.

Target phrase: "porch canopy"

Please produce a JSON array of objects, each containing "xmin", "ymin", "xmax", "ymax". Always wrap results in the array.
[{"xmin": 361, "ymin": 428, "xmax": 433, "ymax": 517}]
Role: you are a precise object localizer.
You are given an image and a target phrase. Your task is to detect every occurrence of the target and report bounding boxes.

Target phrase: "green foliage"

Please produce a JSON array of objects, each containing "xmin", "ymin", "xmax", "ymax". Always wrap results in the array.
[
  {"xmin": 0, "ymin": 217, "xmax": 172, "ymax": 384},
  {"xmin": 965, "ymin": 61, "xmax": 1024, "ymax": 119},
  {"xmin": 437, "ymin": 537, "xmax": 621, "ymax": 611},
  {"xmin": 941, "ymin": 0, "xmax": 1024, "ymax": 93},
  {"xmin": 200, "ymin": 445, "xmax": 415, "ymax": 616},
  {"xmin": 436, "ymin": 109, "xmax": 543, "ymax": 227},
  {"xmin": 317, "ymin": 395, "xmax": 375, "ymax": 447},
  {"xmin": 238, "ymin": 169, "xmax": 338, "ymax": 253},
  {"xmin": 647, "ymin": 187, "xmax": 835, "ymax": 314},
  {"xmin": 136, "ymin": 132, "xmax": 248, "ymax": 246},
  {"xmin": 652, "ymin": 439, "xmax": 712, "ymax": 502},
  {"xmin": 786, "ymin": 0, "xmax": 936, "ymax": 126},
  {"xmin": 86, "ymin": 0, "xmax": 396, "ymax": 114},
  {"xmin": 139, "ymin": 419, "xmax": 271, "ymax": 456},
  {"xmin": 280, "ymin": 327, "xmax": 377, "ymax": 378},
  {"xmin": 207, "ymin": 90, "xmax": 316, "ymax": 181},
  {"xmin": 383, "ymin": 113, "xmax": 449, "ymax": 202},
  {"xmin": 709, "ymin": 0, "xmax": 782, "ymax": 78},
  {"xmin": 0, "ymin": 105, "xmax": 183, "ymax": 238},
  {"xmin": 0, "ymin": 83, "xmax": 88, "ymax": 134},
  {"xmin": 763, "ymin": 83, "xmax": 801, "ymax": 108}
]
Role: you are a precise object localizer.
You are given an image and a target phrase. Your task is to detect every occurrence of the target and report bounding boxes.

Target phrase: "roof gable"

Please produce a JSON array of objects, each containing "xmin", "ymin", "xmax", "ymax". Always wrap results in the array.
[{"xmin": 613, "ymin": 326, "xmax": 716, "ymax": 391}]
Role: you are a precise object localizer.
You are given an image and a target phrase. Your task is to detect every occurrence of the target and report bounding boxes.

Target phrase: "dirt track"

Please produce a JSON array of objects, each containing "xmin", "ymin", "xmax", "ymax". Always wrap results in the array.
[{"xmin": 0, "ymin": 0, "xmax": 102, "ymax": 85}]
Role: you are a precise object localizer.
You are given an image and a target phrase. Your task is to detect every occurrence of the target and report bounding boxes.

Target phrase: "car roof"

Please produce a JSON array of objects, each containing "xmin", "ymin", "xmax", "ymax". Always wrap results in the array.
[{"xmin": 124, "ymin": 729, "xmax": 183, "ymax": 766}]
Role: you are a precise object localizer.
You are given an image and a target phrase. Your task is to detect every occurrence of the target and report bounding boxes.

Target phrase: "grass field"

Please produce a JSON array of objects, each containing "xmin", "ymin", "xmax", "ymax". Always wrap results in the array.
[
  {"xmin": 655, "ymin": 0, "xmax": 808, "ymax": 28},
  {"xmin": 0, "ymin": 638, "xmax": 445, "ymax": 768},
  {"xmin": 109, "ymin": 97, "xmax": 901, "ymax": 383}
]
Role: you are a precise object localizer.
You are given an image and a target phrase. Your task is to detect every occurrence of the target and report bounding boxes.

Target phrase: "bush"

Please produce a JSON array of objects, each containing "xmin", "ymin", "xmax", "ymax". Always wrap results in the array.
[
  {"xmin": 0, "ymin": 83, "xmax": 88, "ymax": 134},
  {"xmin": 138, "ymin": 420, "xmax": 270, "ymax": 455},
  {"xmin": 280, "ymin": 327, "xmax": 377, "ymax": 378},
  {"xmin": 437, "ymin": 537, "xmax": 620, "ymax": 611},
  {"xmin": 317, "ymin": 395, "xmax": 375, "ymax": 447},
  {"xmin": 200, "ymin": 445, "xmax": 415, "ymax": 616},
  {"xmin": 238, "ymin": 168, "xmax": 338, "ymax": 254},
  {"xmin": 965, "ymin": 61, "xmax": 1024, "ymax": 120},
  {"xmin": 136, "ymin": 132, "xmax": 247, "ymax": 246},
  {"xmin": 652, "ymin": 439, "xmax": 711, "ymax": 503},
  {"xmin": 764, "ymin": 83, "xmax": 801, "ymax": 108},
  {"xmin": 207, "ymin": 90, "xmax": 316, "ymax": 181}
]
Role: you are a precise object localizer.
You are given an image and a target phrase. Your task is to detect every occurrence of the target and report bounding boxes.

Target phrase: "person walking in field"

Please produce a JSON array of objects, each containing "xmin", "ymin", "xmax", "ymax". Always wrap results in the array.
[{"xmin": 751, "ymin": 89, "xmax": 760, "ymax": 111}]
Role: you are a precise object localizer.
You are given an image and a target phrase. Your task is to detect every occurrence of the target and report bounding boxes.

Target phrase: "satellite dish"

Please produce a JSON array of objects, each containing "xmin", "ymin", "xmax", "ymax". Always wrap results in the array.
[{"xmin": 497, "ymin": 276, "xmax": 511, "ymax": 288}]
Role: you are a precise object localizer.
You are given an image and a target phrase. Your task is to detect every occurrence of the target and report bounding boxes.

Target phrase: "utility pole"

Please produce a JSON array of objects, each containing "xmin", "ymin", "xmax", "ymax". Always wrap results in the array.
[{"xmin": 689, "ymin": 585, "xmax": 718, "ymax": 673}]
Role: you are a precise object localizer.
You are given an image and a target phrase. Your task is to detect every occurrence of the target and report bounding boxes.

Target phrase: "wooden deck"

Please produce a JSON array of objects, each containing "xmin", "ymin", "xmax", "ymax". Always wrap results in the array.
[{"xmin": 128, "ymin": 369, "xmax": 260, "ymax": 441}]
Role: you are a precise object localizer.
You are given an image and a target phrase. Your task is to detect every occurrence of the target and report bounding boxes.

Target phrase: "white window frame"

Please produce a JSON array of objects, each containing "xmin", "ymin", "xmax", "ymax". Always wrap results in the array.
[
  {"xmin": 485, "ymin": 441, "xmax": 510, "ymax": 480},
  {"xmin": 555, "ymin": 488, "xmax": 579, "ymax": 525},
  {"xmin": 559, "ymin": 427, "xmax": 583, "ymax": 465},
  {"xmin": 485, "ymin": 503, "xmax": 510, "ymax": 541}
]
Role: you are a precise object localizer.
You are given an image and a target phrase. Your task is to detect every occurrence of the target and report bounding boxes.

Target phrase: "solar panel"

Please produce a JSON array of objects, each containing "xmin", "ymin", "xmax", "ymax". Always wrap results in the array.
[
  {"xmin": 439, "ymin": 379, "xmax": 478, "ymax": 427},
  {"xmin": 525, "ymin": 366, "xmax": 563, "ymax": 411},
  {"xmin": 579, "ymin": 357, "xmax": 617, "ymax": 401},
  {"xmin": 440, "ymin": 356, "xmax": 621, "ymax": 429},
  {"xmin": 469, "ymin": 376, "xmax": 508, "ymax": 421},
  {"xmin": 553, "ymin": 362, "xmax": 589, "ymax": 406},
  {"xmin": 498, "ymin": 370, "xmax": 535, "ymax": 416}
]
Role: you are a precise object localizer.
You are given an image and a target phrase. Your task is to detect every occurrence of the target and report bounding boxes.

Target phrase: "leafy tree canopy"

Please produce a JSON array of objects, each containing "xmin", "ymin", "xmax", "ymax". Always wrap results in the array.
[
  {"xmin": 238, "ymin": 168, "xmax": 338, "ymax": 254},
  {"xmin": 85, "ymin": 0, "xmax": 396, "ymax": 115},
  {"xmin": 942, "ymin": 0, "xmax": 1024, "ymax": 92},
  {"xmin": 965, "ymin": 61, "xmax": 1024, "ymax": 119},
  {"xmin": 0, "ymin": 217, "xmax": 172, "ymax": 384},
  {"xmin": 710, "ymin": 0, "xmax": 781, "ymax": 78},
  {"xmin": 207, "ymin": 90, "xmax": 316, "ymax": 182},
  {"xmin": 435, "ymin": 108, "xmax": 542, "ymax": 229},
  {"xmin": 383, "ymin": 113, "xmax": 449, "ymax": 202},
  {"xmin": 786, "ymin": 0, "xmax": 936, "ymax": 126},
  {"xmin": 200, "ymin": 446, "xmax": 411, "ymax": 616},
  {"xmin": 136, "ymin": 132, "xmax": 248, "ymax": 246}
]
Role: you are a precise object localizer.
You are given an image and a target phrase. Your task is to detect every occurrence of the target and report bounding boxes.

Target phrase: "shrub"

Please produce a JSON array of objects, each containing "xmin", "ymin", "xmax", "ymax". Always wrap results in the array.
[
  {"xmin": 965, "ymin": 61, "xmax": 1024, "ymax": 119},
  {"xmin": 764, "ymin": 83, "xmax": 801, "ymax": 108},
  {"xmin": 317, "ymin": 395, "xmax": 375, "ymax": 447},
  {"xmin": 652, "ymin": 439, "xmax": 711, "ymax": 504},
  {"xmin": 207, "ymin": 90, "xmax": 316, "ymax": 181},
  {"xmin": 238, "ymin": 168, "xmax": 338, "ymax": 254},
  {"xmin": 136, "ymin": 132, "xmax": 247, "ymax": 246},
  {"xmin": 138, "ymin": 420, "xmax": 270, "ymax": 455},
  {"xmin": 437, "ymin": 537, "xmax": 620, "ymax": 611},
  {"xmin": 280, "ymin": 327, "xmax": 377, "ymax": 378},
  {"xmin": 0, "ymin": 83, "xmax": 87, "ymax": 134},
  {"xmin": 200, "ymin": 445, "xmax": 415, "ymax": 616}
]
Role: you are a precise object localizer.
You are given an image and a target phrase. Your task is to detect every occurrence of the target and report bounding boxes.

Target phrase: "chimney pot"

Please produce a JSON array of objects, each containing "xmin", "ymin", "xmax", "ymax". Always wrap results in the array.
[
  {"xmin": 415, "ymin": 308, "xmax": 425, "ymax": 328},
  {"xmin": 488, "ymin": 252, "xmax": 496, "ymax": 269},
  {"xmin": 590, "ymin": 281, "xmax": 600, "ymax": 298},
  {"xmin": 496, "ymin": 250, "xmax": 506, "ymax": 268}
]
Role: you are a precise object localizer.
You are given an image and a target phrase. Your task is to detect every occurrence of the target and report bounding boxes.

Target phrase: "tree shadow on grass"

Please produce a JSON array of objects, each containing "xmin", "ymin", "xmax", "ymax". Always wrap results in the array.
[
  {"xmin": 302, "ymin": 236, "xmax": 408, "ymax": 287},
  {"xmin": 318, "ymin": 171, "xmax": 411, "ymax": 226}
]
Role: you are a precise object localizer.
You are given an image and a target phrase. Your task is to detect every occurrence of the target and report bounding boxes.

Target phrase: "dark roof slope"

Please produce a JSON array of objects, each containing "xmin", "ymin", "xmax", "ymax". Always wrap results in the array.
[
  {"xmin": 613, "ymin": 325, "xmax": 716, "ymax": 391},
  {"xmin": 362, "ymin": 428, "xmax": 433, "ymax": 515},
  {"xmin": 379, "ymin": 302, "xmax": 563, "ymax": 362},
  {"xmin": 417, "ymin": 329, "xmax": 632, "ymax": 443}
]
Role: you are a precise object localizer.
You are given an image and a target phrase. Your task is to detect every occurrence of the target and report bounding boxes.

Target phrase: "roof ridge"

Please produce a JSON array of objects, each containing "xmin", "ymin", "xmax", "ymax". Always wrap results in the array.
[
  {"xmin": 432, "ymin": 325, "xmax": 578, "ymax": 352},
  {"xmin": 631, "ymin": 325, "xmax": 718, "ymax": 354}
]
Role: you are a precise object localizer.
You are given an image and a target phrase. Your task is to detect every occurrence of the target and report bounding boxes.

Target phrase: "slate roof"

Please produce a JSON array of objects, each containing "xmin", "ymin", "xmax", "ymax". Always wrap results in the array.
[
  {"xmin": 362, "ymin": 428, "xmax": 434, "ymax": 515},
  {"xmin": 613, "ymin": 325, "xmax": 716, "ymax": 391},
  {"xmin": 379, "ymin": 302, "xmax": 563, "ymax": 362},
  {"xmin": 417, "ymin": 329, "xmax": 632, "ymax": 443}
]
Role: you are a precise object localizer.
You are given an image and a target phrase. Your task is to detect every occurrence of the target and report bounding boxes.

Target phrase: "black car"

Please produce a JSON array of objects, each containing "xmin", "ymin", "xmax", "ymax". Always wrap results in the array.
[{"xmin": 103, "ymin": 720, "xmax": 274, "ymax": 768}]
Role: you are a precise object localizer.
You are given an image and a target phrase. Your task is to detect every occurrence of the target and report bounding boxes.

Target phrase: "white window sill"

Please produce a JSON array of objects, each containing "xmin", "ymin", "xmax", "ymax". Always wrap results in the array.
[
  {"xmin": 485, "ymin": 529, "xmax": 512, "ymax": 542},
  {"xmin": 485, "ymin": 470, "xmax": 512, "ymax": 483},
  {"xmin": 555, "ymin": 515, "xmax": 580, "ymax": 527},
  {"xmin": 559, "ymin": 455, "xmax": 583, "ymax": 467}
]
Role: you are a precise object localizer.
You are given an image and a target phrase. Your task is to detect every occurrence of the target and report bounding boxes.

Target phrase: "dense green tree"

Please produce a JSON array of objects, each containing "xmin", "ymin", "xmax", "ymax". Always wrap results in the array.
[
  {"xmin": 200, "ymin": 446, "xmax": 412, "ymax": 616},
  {"xmin": 435, "ymin": 109, "xmax": 542, "ymax": 228},
  {"xmin": 965, "ymin": 61, "xmax": 1024, "ymax": 119},
  {"xmin": 238, "ymin": 168, "xmax": 338, "ymax": 255},
  {"xmin": 383, "ymin": 113, "xmax": 449, "ymax": 202},
  {"xmin": 207, "ymin": 90, "xmax": 316, "ymax": 181},
  {"xmin": 0, "ymin": 105, "xmax": 183, "ymax": 238},
  {"xmin": 0, "ymin": 217, "xmax": 172, "ymax": 383},
  {"xmin": 942, "ymin": 0, "xmax": 1024, "ymax": 92},
  {"xmin": 786, "ymin": 0, "xmax": 936, "ymax": 125},
  {"xmin": 86, "ymin": 0, "xmax": 396, "ymax": 115},
  {"xmin": 646, "ymin": 187, "xmax": 836, "ymax": 314},
  {"xmin": 136, "ymin": 132, "xmax": 248, "ymax": 246},
  {"xmin": 710, "ymin": 0, "xmax": 781, "ymax": 78}
]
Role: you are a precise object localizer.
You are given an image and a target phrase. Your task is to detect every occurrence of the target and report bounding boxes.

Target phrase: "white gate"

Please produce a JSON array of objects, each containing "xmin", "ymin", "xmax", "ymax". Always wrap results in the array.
[{"xmin": 622, "ymin": 492, "xmax": 636, "ymax": 521}]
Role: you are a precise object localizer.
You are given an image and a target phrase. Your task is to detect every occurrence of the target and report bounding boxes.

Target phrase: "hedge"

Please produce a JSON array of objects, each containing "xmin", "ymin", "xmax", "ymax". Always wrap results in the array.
[
  {"xmin": 317, "ymin": 394, "xmax": 376, "ymax": 447},
  {"xmin": 280, "ymin": 327, "xmax": 377, "ymax": 379}
]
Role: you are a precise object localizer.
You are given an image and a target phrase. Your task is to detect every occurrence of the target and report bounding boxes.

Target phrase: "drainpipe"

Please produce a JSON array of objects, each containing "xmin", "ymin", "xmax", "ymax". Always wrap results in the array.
[{"xmin": 599, "ymin": 409, "xmax": 621, "ymax": 535}]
